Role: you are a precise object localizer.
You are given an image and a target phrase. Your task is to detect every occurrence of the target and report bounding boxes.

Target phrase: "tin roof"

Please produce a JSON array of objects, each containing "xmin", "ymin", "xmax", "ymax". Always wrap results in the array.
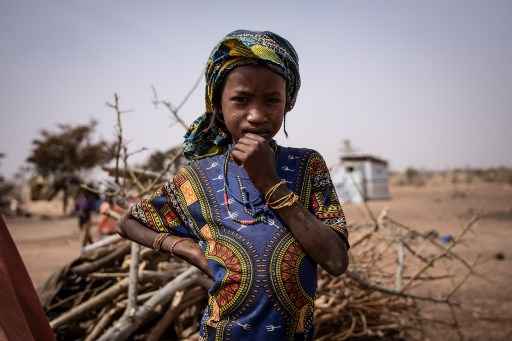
[{"xmin": 341, "ymin": 154, "xmax": 388, "ymax": 166}]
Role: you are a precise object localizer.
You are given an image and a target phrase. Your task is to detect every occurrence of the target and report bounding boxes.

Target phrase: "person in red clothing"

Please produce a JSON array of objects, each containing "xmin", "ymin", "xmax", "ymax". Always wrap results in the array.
[{"xmin": 98, "ymin": 197, "xmax": 124, "ymax": 236}]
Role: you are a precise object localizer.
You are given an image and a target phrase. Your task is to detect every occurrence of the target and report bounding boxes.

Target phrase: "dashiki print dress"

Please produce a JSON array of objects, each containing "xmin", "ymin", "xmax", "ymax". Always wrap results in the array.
[{"xmin": 129, "ymin": 146, "xmax": 349, "ymax": 341}]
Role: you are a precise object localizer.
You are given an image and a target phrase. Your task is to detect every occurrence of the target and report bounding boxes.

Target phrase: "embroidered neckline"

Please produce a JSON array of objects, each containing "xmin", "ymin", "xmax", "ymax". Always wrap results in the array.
[{"xmin": 221, "ymin": 145, "xmax": 279, "ymax": 226}]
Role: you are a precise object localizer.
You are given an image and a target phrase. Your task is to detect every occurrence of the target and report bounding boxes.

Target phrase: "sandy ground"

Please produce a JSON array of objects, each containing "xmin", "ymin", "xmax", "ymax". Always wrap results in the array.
[
  {"xmin": 5, "ymin": 181, "xmax": 512, "ymax": 340},
  {"xmin": 6, "ymin": 216, "xmax": 81, "ymax": 286}
]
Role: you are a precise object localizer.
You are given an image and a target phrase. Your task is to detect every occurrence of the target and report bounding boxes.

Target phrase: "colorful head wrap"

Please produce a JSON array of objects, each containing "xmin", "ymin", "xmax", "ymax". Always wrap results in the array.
[{"xmin": 183, "ymin": 30, "xmax": 301, "ymax": 160}]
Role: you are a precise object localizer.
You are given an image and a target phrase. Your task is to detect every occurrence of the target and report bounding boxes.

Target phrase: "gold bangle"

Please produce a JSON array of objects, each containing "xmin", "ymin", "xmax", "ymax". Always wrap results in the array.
[
  {"xmin": 267, "ymin": 191, "xmax": 293, "ymax": 207},
  {"xmin": 152, "ymin": 233, "xmax": 169, "ymax": 251},
  {"xmin": 264, "ymin": 180, "xmax": 287, "ymax": 202},
  {"xmin": 270, "ymin": 194, "xmax": 296, "ymax": 210},
  {"xmin": 275, "ymin": 193, "xmax": 299, "ymax": 210},
  {"xmin": 268, "ymin": 192, "xmax": 299, "ymax": 210}
]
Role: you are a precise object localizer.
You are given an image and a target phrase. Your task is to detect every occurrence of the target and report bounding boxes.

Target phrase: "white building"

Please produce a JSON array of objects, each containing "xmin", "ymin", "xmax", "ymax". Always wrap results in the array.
[{"xmin": 331, "ymin": 155, "xmax": 390, "ymax": 204}]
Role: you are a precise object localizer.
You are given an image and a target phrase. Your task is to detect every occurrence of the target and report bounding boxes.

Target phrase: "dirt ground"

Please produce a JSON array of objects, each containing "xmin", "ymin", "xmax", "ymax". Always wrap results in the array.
[{"xmin": 5, "ymin": 181, "xmax": 512, "ymax": 340}]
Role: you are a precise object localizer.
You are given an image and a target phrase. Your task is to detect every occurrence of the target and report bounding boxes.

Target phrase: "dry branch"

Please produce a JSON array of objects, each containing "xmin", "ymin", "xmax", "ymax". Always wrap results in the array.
[
  {"xmin": 50, "ymin": 278, "xmax": 130, "ymax": 329},
  {"xmin": 71, "ymin": 242, "xmax": 131, "ymax": 276},
  {"xmin": 81, "ymin": 234, "xmax": 122, "ymax": 254},
  {"xmin": 96, "ymin": 267, "xmax": 200, "ymax": 341},
  {"xmin": 125, "ymin": 242, "xmax": 141, "ymax": 317},
  {"xmin": 146, "ymin": 287, "xmax": 206, "ymax": 341}
]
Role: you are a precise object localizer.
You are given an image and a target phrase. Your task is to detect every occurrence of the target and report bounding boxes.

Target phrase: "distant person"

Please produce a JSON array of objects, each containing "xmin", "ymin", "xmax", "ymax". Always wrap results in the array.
[
  {"xmin": 74, "ymin": 188, "xmax": 98, "ymax": 248},
  {"xmin": 97, "ymin": 197, "xmax": 124, "ymax": 237}
]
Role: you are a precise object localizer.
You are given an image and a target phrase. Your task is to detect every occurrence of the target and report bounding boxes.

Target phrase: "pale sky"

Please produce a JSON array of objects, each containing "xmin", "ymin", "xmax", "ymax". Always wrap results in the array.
[{"xmin": 1, "ymin": 0, "xmax": 511, "ymax": 177}]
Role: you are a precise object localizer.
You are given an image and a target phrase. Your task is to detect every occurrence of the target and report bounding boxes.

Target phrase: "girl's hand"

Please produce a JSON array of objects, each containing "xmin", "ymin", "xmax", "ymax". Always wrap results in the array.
[
  {"xmin": 163, "ymin": 237, "xmax": 213, "ymax": 278},
  {"xmin": 231, "ymin": 133, "xmax": 280, "ymax": 193}
]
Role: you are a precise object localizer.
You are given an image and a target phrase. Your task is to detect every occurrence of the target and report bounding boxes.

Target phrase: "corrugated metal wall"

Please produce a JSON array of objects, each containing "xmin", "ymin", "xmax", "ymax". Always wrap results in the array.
[{"xmin": 331, "ymin": 159, "xmax": 390, "ymax": 203}]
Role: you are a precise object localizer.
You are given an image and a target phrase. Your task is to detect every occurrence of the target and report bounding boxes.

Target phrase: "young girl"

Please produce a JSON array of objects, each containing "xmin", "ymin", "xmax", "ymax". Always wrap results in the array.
[{"xmin": 120, "ymin": 29, "xmax": 349, "ymax": 341}]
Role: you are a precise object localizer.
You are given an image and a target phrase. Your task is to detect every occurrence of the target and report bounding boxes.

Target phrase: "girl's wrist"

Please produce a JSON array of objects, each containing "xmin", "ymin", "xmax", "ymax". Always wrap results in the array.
[
  {"xmin": 162, "ymin": 236, "xmax": 187, "ymax": 256},
  {"xmin": 257, "ymin": 176, "xmax": 282, "ymax": 195}
]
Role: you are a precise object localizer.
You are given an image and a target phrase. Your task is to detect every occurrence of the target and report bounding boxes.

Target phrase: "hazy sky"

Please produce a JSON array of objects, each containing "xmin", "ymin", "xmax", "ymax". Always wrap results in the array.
[{"xmin": 1, "ymin": 0, "xmax": 511, "ymax": 177}]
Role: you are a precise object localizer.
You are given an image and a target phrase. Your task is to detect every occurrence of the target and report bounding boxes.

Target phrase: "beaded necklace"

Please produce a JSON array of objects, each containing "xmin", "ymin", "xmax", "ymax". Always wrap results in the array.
[{"xmin": 222, "ymin": 145, "xmax": 278, "ymax": 225}]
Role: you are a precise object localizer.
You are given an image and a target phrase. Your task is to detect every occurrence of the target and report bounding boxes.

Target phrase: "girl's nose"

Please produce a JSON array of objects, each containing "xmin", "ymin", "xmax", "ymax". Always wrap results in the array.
[{"xmin": 246, "ymin": 106, "xmax": 268, "ymax": 124}]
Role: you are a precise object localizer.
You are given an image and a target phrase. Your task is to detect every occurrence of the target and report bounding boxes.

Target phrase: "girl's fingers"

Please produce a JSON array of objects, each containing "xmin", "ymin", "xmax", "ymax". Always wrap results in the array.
[
  {"xmin": 230, "ymin": 149, "xmax": 246, "ymax": 164},
  {"xmin": 235, "ymin": 138, "xmax": 254, "ymax": 147},
  {"xmin": 232, "ymin": 143, "xmax": 254, "ymax": 157},
  {"xmin": 243, "ymin": 133, "xmax": 266, "ymax": 143},
  {"xmin": 232, "ymin": 143, "xmax": 250, "ymax": 153}
]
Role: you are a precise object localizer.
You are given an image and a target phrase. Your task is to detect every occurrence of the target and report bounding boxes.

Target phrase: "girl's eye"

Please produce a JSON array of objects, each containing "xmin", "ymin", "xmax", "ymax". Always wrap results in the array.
[
  {"xmin": 267, "ymin": 97, "xmax": 282, "ymax": 104},
  {"xmin": 232, "ymin": 96, "xmax": 248, "ymax": 104}
]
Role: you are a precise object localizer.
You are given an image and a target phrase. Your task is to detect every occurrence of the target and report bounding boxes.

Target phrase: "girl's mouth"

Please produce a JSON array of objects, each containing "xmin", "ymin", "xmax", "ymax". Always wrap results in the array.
[{"xmin": 242, "ymin": 129, "xmax": 272, "ymax": 139}]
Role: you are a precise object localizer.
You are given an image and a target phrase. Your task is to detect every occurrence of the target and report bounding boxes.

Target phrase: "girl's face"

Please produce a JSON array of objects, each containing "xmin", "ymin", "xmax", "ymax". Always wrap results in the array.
[{"xmin": 219, "ymin": 65, "xmax": 287, "ymax": 143}]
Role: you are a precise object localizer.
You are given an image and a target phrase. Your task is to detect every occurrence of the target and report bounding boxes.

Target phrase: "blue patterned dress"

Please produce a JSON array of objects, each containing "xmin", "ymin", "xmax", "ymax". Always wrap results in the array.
[{"xmin": 129, "ymin": 146, "xmax": 348, "ymax": 341}]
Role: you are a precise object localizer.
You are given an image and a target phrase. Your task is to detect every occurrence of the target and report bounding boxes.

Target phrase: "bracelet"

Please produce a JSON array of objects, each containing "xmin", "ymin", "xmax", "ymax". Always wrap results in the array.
[
  {"xmin": 152, "ymin": 233, "xmax": 169, "ymax": 251},
  {"xmin": 267, "ymin": 191, "xmax": 293, "ymax": 207},
  {"xmin": 264, "ymin": 180, "xmax": 287, "ymax": 202},
  {"xmin": 170, "ymin": 238, "xmax": 188, "ymax": 256},
  {"xmin": 274, "ymin": 193, "xmax": 299, "ymax": 210},
  {"xmin": 268, "ymin": 192, "xmax": 299, "ymax": 210}
]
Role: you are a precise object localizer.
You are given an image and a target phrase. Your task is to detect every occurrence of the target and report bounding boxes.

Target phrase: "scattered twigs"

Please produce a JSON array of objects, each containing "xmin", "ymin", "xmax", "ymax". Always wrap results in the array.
[
  {"xmin": 401, "ymin": 239, "xmax": 430, "ymax": 264},
  {"xmin": 350, "ymin": 208, "xmax": 388, "ymax": 248},
  {"xmin": 450, "ymin": 304, "xmax": 465, "ymax": 341},
  {"xmin": 346, "ymin": 270, "xmax": 455, "ymax": 305},
  {"xmin": 446, "ymin": 255, "xmax": 481, "ymax": 301},
  {"xmin": 386, "ymin": 215, "xmax": 483, "ymax": 277},
  {"xmin": 400, "ymin": 216, "xmax": 479, "ymax": 293}
]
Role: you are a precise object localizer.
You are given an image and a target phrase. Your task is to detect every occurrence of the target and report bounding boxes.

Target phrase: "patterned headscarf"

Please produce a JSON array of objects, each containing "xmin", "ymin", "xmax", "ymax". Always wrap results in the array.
[{"xmin": 183, "ymin": 30, "xmax": 301, "ymax": 160}]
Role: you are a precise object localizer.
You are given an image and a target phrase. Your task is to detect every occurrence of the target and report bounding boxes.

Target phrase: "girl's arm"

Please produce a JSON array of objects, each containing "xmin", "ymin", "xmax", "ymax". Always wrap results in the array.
[
  {"xmin": 119, "ymin": 216, "xmax": 213, "ymax": 278},
  {"xmin": 261, "ymin": 185, "xmax": 348, "ymax": 275},
  {"xmin": 232, "ymin": 133, "xmax": 349, "ymax": 276}
]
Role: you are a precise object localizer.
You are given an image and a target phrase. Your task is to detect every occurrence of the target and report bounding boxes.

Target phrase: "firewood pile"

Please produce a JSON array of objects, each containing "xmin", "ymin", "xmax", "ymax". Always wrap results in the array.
[
  {"xmin": 39, "ymin": 202, "xmax": 480, "ymax": 341},
  {"xmin": 41, "ymin": 237, "xmax": 210, "ymax": 341}
]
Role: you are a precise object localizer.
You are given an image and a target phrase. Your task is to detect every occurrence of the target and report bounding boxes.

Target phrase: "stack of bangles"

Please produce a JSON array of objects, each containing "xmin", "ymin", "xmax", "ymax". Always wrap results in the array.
[
  {"xmin": 264, "ymin": 180, "xmax": 299, "ymax": 210},
  {"xmin": 152, "ymin": 233, "xmax": 187, "ymax": 255}
]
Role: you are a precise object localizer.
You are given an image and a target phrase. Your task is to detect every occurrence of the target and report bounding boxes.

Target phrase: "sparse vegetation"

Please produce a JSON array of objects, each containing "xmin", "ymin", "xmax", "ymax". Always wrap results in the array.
[
  {"xmin": 143, "ymin": 145, "xmax": 185, "ymax": 173},
  {"xmin": 27, "ymin": 120, "xmax": 114, "ymax": 177},
  {"xmin": 26, "ymin": 120, "xmax": 114, "ymax": 212},
  {"xmin": 393, "ymin": 167, "xmax": 512, "ymax": 187},
  {"xmin": 0, "ymin": 153, "xmax": 15, "ymax": 214}
]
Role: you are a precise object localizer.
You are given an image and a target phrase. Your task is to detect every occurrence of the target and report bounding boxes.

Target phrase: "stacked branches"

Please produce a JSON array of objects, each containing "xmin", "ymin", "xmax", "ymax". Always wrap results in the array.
[{"xmin": 42, "ymin": 239, "xmax": 210, "ymax": 340}]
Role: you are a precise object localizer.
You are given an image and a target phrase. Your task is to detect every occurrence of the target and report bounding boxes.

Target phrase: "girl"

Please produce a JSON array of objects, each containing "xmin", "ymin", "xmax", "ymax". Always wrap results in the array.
[{"xmin": 120, "ymin": 29, "xmax": 349, "ymax": 341}]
